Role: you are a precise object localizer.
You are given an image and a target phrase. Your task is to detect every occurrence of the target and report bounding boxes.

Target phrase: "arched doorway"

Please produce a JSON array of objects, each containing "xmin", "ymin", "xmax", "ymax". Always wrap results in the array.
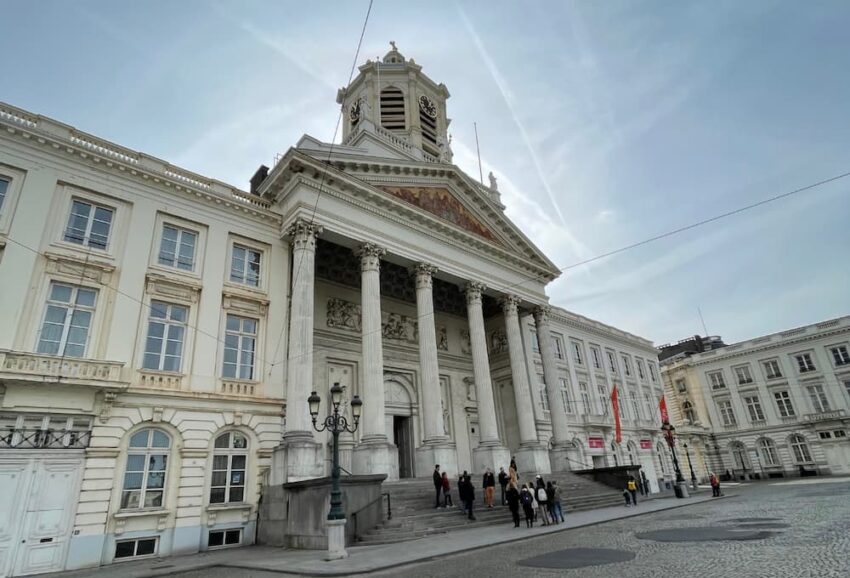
[{"xmin": 385, "ymin": 374, "xmax": 417, "ymax": 478}]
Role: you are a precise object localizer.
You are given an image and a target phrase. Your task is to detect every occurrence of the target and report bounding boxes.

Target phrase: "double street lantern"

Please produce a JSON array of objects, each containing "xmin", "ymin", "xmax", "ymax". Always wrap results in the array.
[
  {"xmin": 660, "ymin": 421, "xmax": 685, "ymax": 485},
  {"xmin": 308, "ymin": 383, "xmax": 362, "ymax": 521},
  {"xmin": 683, "ymin": 442, "xmax": 699, "ymax": 491}
]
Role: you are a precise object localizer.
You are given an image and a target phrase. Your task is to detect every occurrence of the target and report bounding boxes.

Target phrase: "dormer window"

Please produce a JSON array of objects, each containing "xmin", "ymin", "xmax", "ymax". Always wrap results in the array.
[{"xmin": 380, "ymin": 87, "xmax": 405, "ymax": 132}]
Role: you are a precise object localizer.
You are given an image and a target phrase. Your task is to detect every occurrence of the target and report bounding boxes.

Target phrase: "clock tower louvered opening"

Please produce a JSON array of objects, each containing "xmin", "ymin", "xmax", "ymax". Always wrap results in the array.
[
  {"xmin": 380, "ymin": 87, "xmax": 406, "ymax": 132},
  {"xmin": 419, "ymin": 104, "xmax": 439, "ymax": 157}
]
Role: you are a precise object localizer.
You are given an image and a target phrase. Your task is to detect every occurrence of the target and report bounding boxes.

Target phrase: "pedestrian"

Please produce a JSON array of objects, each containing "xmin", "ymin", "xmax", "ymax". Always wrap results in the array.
[
  {"xmin": 550, "ymin": 481, "xmax": 565, "ymax": 522},
  {"xmin": 483, "ymin": 468, "xmax": 496, "ymax": 508},
  {"xmin": 461, "ymin": 473, "xmax": 476, "ymax": 520},
  {"xmin": 709, "ymin": 472, "xmax": 721, "ymax": 497},
  {"xmin": 433, "ymin": 464, "xmax": 442, "ymax": 509},
  {"xmin": 623, "ymin": 485, "xmax": 632, "ymax": 507},
  {"xmin": 535, "ymin": 476, "xmax": 551, "ymax": 525},
  {"xmin": 520, "ymin": 486, "xmax": 535, "ymax": 527},
  {"xmin": 498, "ymin": 466, "xmax": 509, "ymax": 505},
  {"xmin": 506, "ymin": 483, "xmax": 520, "ymax": 528},
  {"xmin": 627, "ymin": 475, "xmax": 638, "ymax": 506},
  {"xmin": 509, "ymin": 461, "xmax": 519, "ymax": 490},
  {"xmin": 441, "ymin": 471, "xmax": 453, "ymax": 507}
]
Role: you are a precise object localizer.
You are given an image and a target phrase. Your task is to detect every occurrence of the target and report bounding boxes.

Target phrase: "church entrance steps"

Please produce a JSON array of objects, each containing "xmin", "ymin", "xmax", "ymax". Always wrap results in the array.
[{"xmin": 357, "ymin": 471, "xmax": 623, "ymax": 545}]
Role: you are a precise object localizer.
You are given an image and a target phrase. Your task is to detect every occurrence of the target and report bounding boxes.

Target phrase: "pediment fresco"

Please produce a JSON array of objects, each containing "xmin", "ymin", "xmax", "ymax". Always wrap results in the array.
[{"xmin": 376, "ymin": 185, "xmax": 501, "ymax": 245}]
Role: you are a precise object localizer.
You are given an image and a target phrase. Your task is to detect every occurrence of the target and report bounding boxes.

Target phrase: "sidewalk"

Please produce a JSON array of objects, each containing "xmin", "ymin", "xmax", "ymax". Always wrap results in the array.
[{"xmin": 47, "ymin": 492, "xmax": 730, "ymax": 578}]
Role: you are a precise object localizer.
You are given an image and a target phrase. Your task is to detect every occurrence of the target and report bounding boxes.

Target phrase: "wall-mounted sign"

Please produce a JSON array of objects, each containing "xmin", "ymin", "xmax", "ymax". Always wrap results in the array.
[
  {"xmin": 640, "ymin": 439, "xmax": 652, "ymax": 450},
  {"xmin": 588, "ymin": 437, "xmax": 604, "ymax": 449}
]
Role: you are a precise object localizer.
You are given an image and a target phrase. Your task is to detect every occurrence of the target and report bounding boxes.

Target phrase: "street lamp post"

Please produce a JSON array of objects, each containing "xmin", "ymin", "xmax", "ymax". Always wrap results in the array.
[
  {"xmin": 661, "ymin": 421, "xmax": 687, "ymax": 498},
  {"xmin": 308, "ymin": 382, "xmax": 363, "ymax": 560},
  {"xmin": 683, "ymin": 442, "xmax": 698, "ymax": 491}
]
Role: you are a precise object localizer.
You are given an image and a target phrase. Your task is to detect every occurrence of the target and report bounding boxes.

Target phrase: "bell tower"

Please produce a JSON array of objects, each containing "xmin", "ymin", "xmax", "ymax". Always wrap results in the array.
[{"xmin": 337, "ymin": 42, "xmax": 452, "ymax": 162}]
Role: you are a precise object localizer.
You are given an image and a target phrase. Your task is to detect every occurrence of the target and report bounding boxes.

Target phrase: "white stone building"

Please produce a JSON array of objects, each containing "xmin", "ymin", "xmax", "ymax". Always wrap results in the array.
[
  {"xmin": 0, "ymin": 46, "xmax": 668, "ymax": 576},
  {"xmin": 660, "ymin": 317, "xmax": 850, "ymax": 482}
]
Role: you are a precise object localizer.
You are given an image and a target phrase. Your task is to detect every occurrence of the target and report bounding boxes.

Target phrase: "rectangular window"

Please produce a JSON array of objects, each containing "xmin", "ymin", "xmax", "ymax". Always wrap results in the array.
[
  {"xmin": 606, "ymin": 351, "xmax": 617, "ymax": 374},
  {"xmin": 621, "ymin": 355, "xmax": 632, "ymax": 377},
  {"xmin": 539, "ymin": 379, "xmax": 549, "ymax": 412},
  {"xmin": 845, "ymin": 379, "xmax": 850, "ymax": 400},
  {"xmin": 210, "ymin": 453, "xmax": 247, "ymax": 503},
  {"xmin": 795, "ymin": 353, "xmax": 816, "ymax": 373},
  {"xmin": 531, "ymin": 330, "xmax": 540, "ymax": 353},
  {"xmin": 734, "ymin": 365, "xmax": 754, "ymax": 385},
  {"xmin": 636, "ymin": 360, "xmax": 645, "ymax": 380},
  {"xmin": 717, "ymin": 400, "xmax": 736, "ymax": 426},
  {"xmin": 114, "ymin": 537, "xmax": 158, "ymax": 559},
  {"xmin": 831, "ymin": 345, "xmax": 850, "ymax": 366},
  {"xmin": 744, "ymin": 395, "xmax": 765, "ymax": 422},
  {"xmin": 64, "ymin": 199, "xmax": 114, "ymax": 250},
  {"xmin": 630, "ymin": 391, "xmax": 641, "ymax": 420},
  {"xmin": 834, "ymin": 430, "xmax": 847, "ymax": 438},
  {"xmin": 208, "ymin": 529, "xmax": 242, "ymax": 549},
  {"xmin": 142, "ymin": 301, "xmax": 188, "ymax": 372},
  {"xmin": 572, "ymin": 342, "xmax": 583, "ymax": 365},
  {"xmin": 598, "ymin": 385, "xmax": 609, "ymax": 416},
  {"xmin": 223, "ymin": 315, "xmax": 257, "ymax": 380},
  {"xmin": 819, "ymin": 431, "xmax": 832, "ymax": 440},
  {"xmin": 763, "ymin": 359, "xmax": 783, "ymax": 379},
  {"xmin": 579, "ymin": 381, "xmax": 590, "ymax": 415},
  {"xmin": 553, "ymin": 337, "xmax": 564, "ymax": 360},
  {"xmin": 37, "ymin": 283, "xmax": 97, "ymax": 358},
  {"xmin": 591, "ymin": 347, "xmax": 602, "ymax": 370},
  {"xmin": 773, "ymin": 390, "xmax": 796, "ymax": 417},
  {"xmin": 230, "ymin": 244, "xmax": 261, "ymax": 287},
  {"xmin": 0, "ymin": 177, "xmax": 8, "ymax": 213},
  {"xmin": 559, "ymin": 378, "xmax": 573, "ymax": 414},
  {"xmin": 158, "ymin": 225, "xmax": 197, "ymax": 271},
  {"xmin": 675, "ymin": 379, "xmax": 687, "ymax": 393},
  {"xmin": 648, "ymin": 362, "xmax": 657, "ymax": 382},
  {"xmin": 807, "ymin": 385, "xmax": 831, "ymax": 413},
  {"xmin": 707, "ymin": 371, "xmax": 726, "ymax": 390}
]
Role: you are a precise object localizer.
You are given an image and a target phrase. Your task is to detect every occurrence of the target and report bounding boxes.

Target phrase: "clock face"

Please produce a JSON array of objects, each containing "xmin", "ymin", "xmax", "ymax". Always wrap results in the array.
[
  {"xmin": 349, "ymin": 99, "xmax": 361, "ymax": 123},
  {"xmin": 418, "ymin": 95, "xmax": 437, "ymax": 119}
]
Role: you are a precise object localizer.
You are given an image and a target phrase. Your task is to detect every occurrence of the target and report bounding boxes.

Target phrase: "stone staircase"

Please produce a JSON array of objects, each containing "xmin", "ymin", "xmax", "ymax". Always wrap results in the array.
[{"xmin": 356, "ymin": 471, "xmax": 623, "ymax": 545}]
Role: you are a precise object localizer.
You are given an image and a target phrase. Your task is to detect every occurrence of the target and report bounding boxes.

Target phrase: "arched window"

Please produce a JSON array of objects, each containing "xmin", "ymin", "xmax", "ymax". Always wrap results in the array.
[
  {"xmin": 758, "ymin": 438, "xmax": 779, "ymax": 466},
  {"xmin": 682, "ymin": 401, "xmax": 696, "ymax": 424},
  {"xmin": 122, "ymin": 428, "xmax": 170, "ymax": 509},
  {"xmin": 210, "ymin": 432, "xmax": 248, "ymax": 504},
  {"xmin": 730, "ymin": 441, "xmax": 750, "ymax": 471},
  {"xmin": 656, "ymin": 442, "xmax": 670, "ymax": 475},
  {"xmin": 790, "ymin": 434, "xmax": 812, "ymax": 464},
  {"xmin": 380, "ymin": 87, "xmax": 405, "ymax": 131}
]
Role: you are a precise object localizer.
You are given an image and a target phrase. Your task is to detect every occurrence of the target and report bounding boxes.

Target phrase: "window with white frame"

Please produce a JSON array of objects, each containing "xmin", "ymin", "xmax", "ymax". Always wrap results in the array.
[
  {"xmin": 795, "ymin": 353, "xmax": 816, "ymax": 373},
  {"xmin": 538, "ymin": 379, "xmax": 549, "ymax": 412},
  {"xmin": 789, "ymin": 434, "xmax": 813, "ymax": 463},
  {"xmin": 142, "ymin": 301, "xmax": 188, "ymax": 372},
  {"xmin": 830, "ymin": 345, "xmax": 850, "ymax": 366},
  {"xmin": 591, "ymin": 347, "xmax": 602, "ymax": 370},
  {"xmin": 744, "ymin": 395, "xmax": 765, "ymax": 422},
  {"xmin": 717, "ymin": 400, "xmax": 736, "ymax": 426},
  {"xmin": 835, "ymin": 430, "xmax": 847, "ymax": 438},
  {"xmin": 598, "ymin": 384, "xmax": 609, "ymax": 415},
  {"xmin": 773, "ymin": 390, "xmax": 796, "ymax": 418},
  {"xmin": 36, "ymin": 282, "xmax": 97, "ymax": 358},
  {"xmin": 208, "ymin": 529, "xmax": 242, "ymax": 549},
  {"xmin": 572, "ymin": 342, "xmax": 583, "ymax": 365},
  {"xmin": 648, "ymin": 362, "xmax": 657, "ymax": 382},
  {"xmin": 559, "ymin": 378, "xmax": 573, "ymax": 414},
  {"xmin": 158, "ymin": 225, "xmax": 197, "ymax": 271},
  {"xmin": 807, "ymin": 384, "xmax": 831, "ymax": 413},
  {"xmin": 121, "ymin": 429, "xmax": 170, "ymax": 509},
  {"xmin": 763, "ymin": 359, "xmax": 783, "ymax": 379},
  {"xmin": 223, "ymin": 315, "xmax": 257, "ymax": 380},
  {"xmin": 114, "ymin": 537, "xmax": 158, "ymax": 559},
  {"xmin": 643, "ymin": 393, "xmax": 655, "ymax": 422},
  {"xmin": 819, "ymin": 431, "xmax": 832, "ymax": 440},
  {"xmin": 64, "ymin": 198, "xmax": 114, "ymax": 250},
  {"xmin": 553, "ymin": 336, "xmax": 564, "ymax": 360},
  {"xmin": 734, "ymin": 365, "xmax": 754, "ymax": 385},
  {"xmin": 0, "ymin": 177, "xmax": 8, "ymax": 214},
  {"xmin": 210, "ymin": 432, "xmax": 248, "ymax": 503},
  {"xmin": 530, "ymin": 330, "xmax": 540, "ymax": 353},
  {"xmin": 578, "ymin": 381, "xmax": 590, "ymax": 414},
  {"xmin": 621, "ymin": 355, "xmax": 632, "ymax": 377},
  {"xmin": 636, "ymin": 359, "xmax": 645, "ymax": 380},
  {"xmin": 758, "ymin": 438, "xmax": 779, "ymax": 466},
  {"xmin": 229, "ymin": 244, "xmax": 261, "ymax": 287},
  {"xmin": 630, "ymin": 391, "xmax": 641, "ymax": 420},
  {"xmin": 606, "ymin": 351, "xmax": 617, "ymax": 373},
  {"xmin": 617, "ymin": 390, "xmax": 626, "ymax": 419},
  {"xmin": 707, "ymin": 371, "xmax": 726, "ymax": 390}
]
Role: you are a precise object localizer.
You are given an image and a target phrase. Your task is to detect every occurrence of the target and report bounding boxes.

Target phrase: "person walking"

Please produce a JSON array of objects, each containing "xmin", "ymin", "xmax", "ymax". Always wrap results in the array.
[
  {"xmin": 520, "ymin": 486, "xmax": 535, "ymax": 527},
  {"xmin": 535, "ymin": 476, "xmax": 551, "ymax": 526},
  {"xmin": 627, "ymin": 476, "xmax": 638, "ymax": 506},
  {"xmin": 506, "ymin": 483, "xmax": 521, "ymax": 528},
  {"xmin": 498, "ymin": 467, "xmax": 509, "ymax": 506},
  {"xmin": 623, "ymin": 483, "xmax": 632, "ymax": 507},
  {"xmin": 461, "ymin": 473, "xmax": 476, "ymax": 520},
  {"xmin": 483, "ymin": 468, "xmax": 496, "ymax": 508},
  {"xmin": 709, "ymin": 472, "xmax": 721, "ymax": 497},
  {"xmin": 528, "ymin": 482, "xmax": 538, "ymax": 522},
  {"xmin": 550, "ymin": 481, "xmax": 565, "ymax": 522},
  {"xmin": 441, "ymin": 471, "xmax": 453, "ymax": 507},
  {"xmin": 433, "ymin": 465, "xmax": 443, "ymax": 509}
]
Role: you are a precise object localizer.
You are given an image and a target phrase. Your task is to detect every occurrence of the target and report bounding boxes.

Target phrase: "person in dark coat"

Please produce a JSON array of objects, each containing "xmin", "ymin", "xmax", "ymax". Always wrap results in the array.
[
  {"xmin": 520, "ymin": 486, "xmax": 535, "ymax": 527},
  {"xmin": 498, "ymin": 467, "xmax": 509, "ymax": 505},
  {"xmin": 433, "ymin": 465, "xmax": 443, "ymax": 508},
  {"xmin": 459, "ymin": 473, "xmax": 476, "ymax": 520},
  {"xmin": 506, "ymin": 483, "xmax": 521, "ymax": 527},
  {"xmin": 483, "ymin": 468, "xmax": 496, "ymax": 508},
  {"xmin": 441, "ymin": 471, "xmax": 453, "ymax": 507},
  {"xmin": 535, "ymin": 476, "xmax": 551, "ymax": 525}
]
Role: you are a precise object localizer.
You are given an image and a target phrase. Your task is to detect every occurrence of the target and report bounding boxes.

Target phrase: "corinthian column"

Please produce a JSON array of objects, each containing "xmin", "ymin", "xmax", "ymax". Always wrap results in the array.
[
  {"xmin": 534, "ymin": 305, "xmax": 572, "ymax": 472},
  {"xmin": 352, "ymin": 243, "xmax": 398, "ymax": 478},
  {"xmin": 466, "ymin": 282, "xmax": 510, "ymax": 473},
  {"xmin": 413, "ymin": 264, "xmax": 457, "ymax": 476},
  {"xmin": 274, "ymin": 218, "xmax": 324, "ymax": 483}
]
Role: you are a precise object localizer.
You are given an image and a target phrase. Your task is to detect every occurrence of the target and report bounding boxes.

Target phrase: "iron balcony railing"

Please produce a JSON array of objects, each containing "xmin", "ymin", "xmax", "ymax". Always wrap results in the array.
[{"xmin": 0, "ymin": 427, "xmax": 92, "ymax": 449}]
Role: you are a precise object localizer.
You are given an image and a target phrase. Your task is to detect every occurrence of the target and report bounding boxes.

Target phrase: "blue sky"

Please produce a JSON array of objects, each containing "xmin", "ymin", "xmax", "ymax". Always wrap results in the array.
[{"xmin": 3, "ymin": 1, "xmax": 848, "ymax": 345}]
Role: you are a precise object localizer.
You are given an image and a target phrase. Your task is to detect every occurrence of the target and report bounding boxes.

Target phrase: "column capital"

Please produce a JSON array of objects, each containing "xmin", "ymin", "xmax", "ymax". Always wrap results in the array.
[
  {"xmin": 500, "ymin": 294, "xmax": 521, "ymax": 316},
  {"xmin": 464, "ymin": 281, "xmax": 487, "ymax": 305},
  {"xmin": 413, "ymin": 263, "xmax": 438, "ymax": 290},
  {"xmin": 533, "ymin": 304, "xmax": 552, "ymax": 324},
  {"xmin": 356, "ymin": 243, "xmax": 386, "ymax": 272},
  {"xmin": 286, "ymin": 218, "xmax": 323, "ymax": 250}
]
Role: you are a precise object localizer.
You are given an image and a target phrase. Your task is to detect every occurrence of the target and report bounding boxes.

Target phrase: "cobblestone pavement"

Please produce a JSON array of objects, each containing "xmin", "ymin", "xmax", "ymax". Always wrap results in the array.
[{"xmin": 359, "ymin": 479, "xmax": 850, "ymax": 578}]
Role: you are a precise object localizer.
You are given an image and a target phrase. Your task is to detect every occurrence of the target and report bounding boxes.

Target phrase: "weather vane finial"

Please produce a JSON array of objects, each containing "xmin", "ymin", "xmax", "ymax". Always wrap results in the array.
[{"xmin": 390, "ymin": 40, "xmax": 397, "ymax": 51}]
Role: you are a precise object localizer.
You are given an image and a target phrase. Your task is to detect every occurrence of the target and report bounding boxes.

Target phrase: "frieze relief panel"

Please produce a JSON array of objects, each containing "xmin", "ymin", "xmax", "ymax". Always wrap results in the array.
[
  {"xmin": 460, "ymin": 329, "xmax": 472, "ymax": 354},
  {"xmin": 489, "ymin": 329, "xmax": 507, "ymax": 354},
  {"xmin": 326, "ymin": 298, "xmax": 448, "ymax": 349}
]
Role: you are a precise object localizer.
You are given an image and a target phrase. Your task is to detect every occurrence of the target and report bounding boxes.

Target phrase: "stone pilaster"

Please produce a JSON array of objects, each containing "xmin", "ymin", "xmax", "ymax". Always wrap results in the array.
[
  {"xmin": 534, "ymin": 305, "xmax": 572, "ymax": 472},
  {"xmin": 466, "ymin": 282, "xmax": 510, "ymax": 474}
]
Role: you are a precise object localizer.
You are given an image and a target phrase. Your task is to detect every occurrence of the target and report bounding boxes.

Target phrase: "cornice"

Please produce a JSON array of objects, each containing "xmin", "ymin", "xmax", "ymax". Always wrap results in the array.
[{"xmin": 546, "ymin": 309, "xmax": 657, "ymax": 354}]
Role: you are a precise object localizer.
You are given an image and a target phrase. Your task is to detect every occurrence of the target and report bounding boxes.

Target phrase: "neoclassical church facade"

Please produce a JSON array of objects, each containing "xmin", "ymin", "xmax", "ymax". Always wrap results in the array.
[{"xmin": 0, "ymin": 46, "xmax": 667, "ymax": 575}]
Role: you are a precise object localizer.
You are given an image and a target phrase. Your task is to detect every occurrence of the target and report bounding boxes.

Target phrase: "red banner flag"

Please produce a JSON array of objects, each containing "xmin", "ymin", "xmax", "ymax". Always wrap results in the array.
[
  {"xmin": 611, "ymin": 385, "xmax": 622, "ymax": 444},
  {"xmin": 659, "ymin": 396, "xmax": 669, "ymax": 424}
]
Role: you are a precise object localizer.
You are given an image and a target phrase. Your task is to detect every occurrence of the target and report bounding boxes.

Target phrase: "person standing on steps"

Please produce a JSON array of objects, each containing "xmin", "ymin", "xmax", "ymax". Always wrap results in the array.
[
  {"xmin": 460, "ymin": 473, "xmax": 476, "ymax": 520},
  {"xmin": 506, "ymin": 483, "xmax": 521, "ymax": 528},
  {"xmin": 550, "ymin": 481, "xmax": 565, "ymax": 522},
  {"xmin": 433, "ymin": 465, "xmax": 443, "ymax": 509},
  {"xmin": 627, "ymin": 475, "xmax": 638, "ymax": 506},
  {"xmin": 520, "ymin": 486, "xmax": 535, "ymax": 527},
  {"xmin": 483, "ymin": 468, "xmax": 496, "ymax": 508},
  {"xmin": 498, "ymin": 466, "xmax": 509, "ymax": 506},
  {"xmin": 509, "ymin": 460, "xmax": 519, "ymax": 491},
  {"xmin": 535, "ymin": 476, "xmax": 551, "ymax": 525},
  {"xmin": 441, "ymin": 471, "xmax": 453, "ymax": 507}
]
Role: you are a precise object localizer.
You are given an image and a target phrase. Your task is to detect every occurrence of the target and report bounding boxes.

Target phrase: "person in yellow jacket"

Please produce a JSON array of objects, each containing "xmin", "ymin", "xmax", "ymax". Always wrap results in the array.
[{"xmin": 627, "ymin": 476, "xmax": 638, "ymax": 506}]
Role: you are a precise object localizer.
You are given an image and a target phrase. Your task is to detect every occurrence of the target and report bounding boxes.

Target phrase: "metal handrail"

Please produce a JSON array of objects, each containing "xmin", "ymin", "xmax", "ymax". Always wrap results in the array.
[{"xmin": 351, "ymin": 492, "xmax": 391, "ymax": 538}]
